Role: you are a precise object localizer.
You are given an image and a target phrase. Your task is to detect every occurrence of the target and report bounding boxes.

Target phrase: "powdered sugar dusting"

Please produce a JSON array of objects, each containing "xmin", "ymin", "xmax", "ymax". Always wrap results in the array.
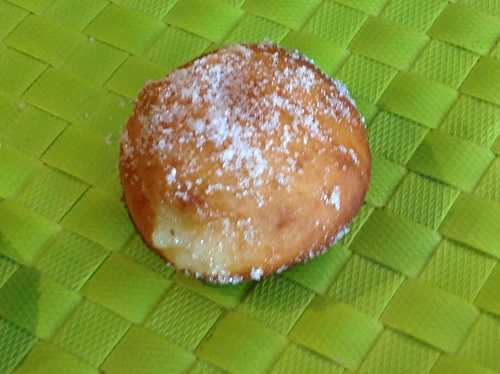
[
  {"xmin": 121, "ymin": 44, "xmax": 360, "ymax": 213},
  {"xmin": 166, "ymin": 168, "xmax": 176, "ymax": 185},
  {"xmin": 250, "ymin": 267, "xmax": 264, "ymax": 281},
  {"xmin": 322, "ymin": 185, "xmax": 341, "ymax": 210},
  {"xmin": 334, "ymin": 225, "xmax": 350, "ymax": 243},
  {"xmin": 330, "ymin": 186, "xmax": 341, "ymax": 210},
  {"xmin": 337, "ymin": 145, "xmax": 360, "ymax": 165},
  {"xmin": 333, "ymin": 79, "xmax": 355, "ymax": 107}
]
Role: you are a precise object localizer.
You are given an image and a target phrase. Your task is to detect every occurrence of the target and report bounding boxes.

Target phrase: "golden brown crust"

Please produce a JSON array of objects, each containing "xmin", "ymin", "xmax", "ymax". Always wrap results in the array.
[{"xmin": 119, "ymin": 43, "xmax": 370, "ymax": 283}]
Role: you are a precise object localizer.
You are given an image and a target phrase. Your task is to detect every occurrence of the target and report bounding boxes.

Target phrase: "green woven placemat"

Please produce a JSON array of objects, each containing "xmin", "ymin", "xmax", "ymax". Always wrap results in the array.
[{"xmin": 1, "ymin": 0, "xmax": 500, "ymax": 373}]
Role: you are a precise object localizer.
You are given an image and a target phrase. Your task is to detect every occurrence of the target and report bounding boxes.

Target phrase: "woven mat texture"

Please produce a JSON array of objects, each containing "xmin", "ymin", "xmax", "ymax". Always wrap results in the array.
[{"xmin": 1, "ymin": 0, "xmax": 500, "ymax": 373}]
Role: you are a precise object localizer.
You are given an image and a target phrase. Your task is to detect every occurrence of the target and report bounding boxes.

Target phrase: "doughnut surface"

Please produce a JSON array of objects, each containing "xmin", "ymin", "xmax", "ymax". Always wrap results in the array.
[{"xmin": 119, "ymin": 43, "xmax": 370, "ymax": 283}]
